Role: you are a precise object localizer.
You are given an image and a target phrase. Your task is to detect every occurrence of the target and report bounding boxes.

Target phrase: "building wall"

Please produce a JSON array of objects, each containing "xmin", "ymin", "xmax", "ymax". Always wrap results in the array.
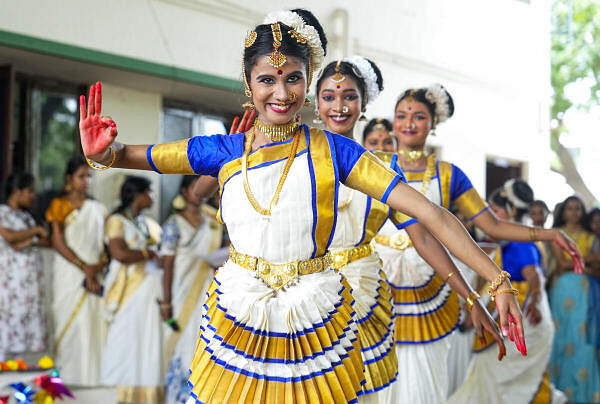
[{"xmin": 0, "ymin": 0, "xmax": 553, "ymax": 214}]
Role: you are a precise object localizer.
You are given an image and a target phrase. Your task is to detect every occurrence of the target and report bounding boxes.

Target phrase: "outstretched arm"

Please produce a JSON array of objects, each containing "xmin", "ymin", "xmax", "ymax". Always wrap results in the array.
[
  {"xmin": 385, "ymin": 181, "xmax": 525, "ymax": 351},
  {"xmin": 405, "ymin": 222, "xmax": 507, "ymax": 359}
]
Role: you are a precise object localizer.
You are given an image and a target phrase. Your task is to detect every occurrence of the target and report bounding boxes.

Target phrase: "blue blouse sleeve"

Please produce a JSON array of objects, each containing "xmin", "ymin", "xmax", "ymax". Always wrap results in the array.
[
  {"xmin": 147, "ymin": 133, "xmax": 245, "ymax": 177},
  {"xmin": 502, "ymin": 242, "xmax": 540, "ymax": 281},
  {"xmin": 329, "ymin": 133, "xmax": 402, "ymax": 203},
  {"xmin": 450, "ymin": 164, "xmax": 488, "ymax": 220}
]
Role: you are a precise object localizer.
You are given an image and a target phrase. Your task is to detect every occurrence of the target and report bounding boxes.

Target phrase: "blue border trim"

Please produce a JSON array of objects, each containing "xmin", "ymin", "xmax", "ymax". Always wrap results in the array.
[
  {"xmin": 394, "ymin": 320, "xmax": 459, "ymax": 345},
  {"xmin": 146, "ymin": 145, "xmax": 161, "ymax": 173},
  {"xmin": 395, "ymin": 217, "xmax": 418, "ymax": 230},
  {"xmin": 393, "ymin": 281, "xmax": 446, "ymax": 306},
  {"xmin": 354, "ymin": 197, "xmax": 371, "ymax": 247},
  {"xmin": 381, "ymin": 176, "xmax": 401, "ymax": 204},
  {"xmin": 325, "ymin": 131, "xmax": 340, "ymax": 252},
  {"xmin": 306, "ymin": 127, "xmax": 318, "ymax": 259},
  {"xmin": 468, "ymin": 206, "xmax": 489, "ymax": 221}
]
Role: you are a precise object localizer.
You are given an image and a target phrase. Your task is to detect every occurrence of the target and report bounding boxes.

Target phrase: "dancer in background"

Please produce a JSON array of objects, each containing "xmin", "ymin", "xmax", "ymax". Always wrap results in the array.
[
  {"xmin": 46, "ymin": 156, "xmax": 107, "ymax": 385},
  {"xmin": 374, "ymin": 85, "xmax": 582, "ymax": 404},
  {"xmin": 101, "ymin": 176, "xmax": 165, "ymax": 403},
  {"xmin": 529, "ymin": 200, "xmax": 556, "ymax": 283},
  {"xmin": 0, "ymin": 173, "xmax": 47, "ymax": 361},
  {"xmin": 549, "ymin": 195, "xmax": 600, "ymax": 403},
  {"xmin": 163, "ymin": 176, "xmax": 223, "ymax": 404},
  {"xmin": 448, "ymin": 180, "xmax": 567, "ymax": 404},
  {"xmin": 362, "ymin": 118, "xmax": 395, "ymax": 152},
  {"xmin": 78, "ymin": 8, "xmax": 527, "ymax": 402},
  {"xmin": 316, "ymin": 57, "xmax": 506, "ymax": 402}
]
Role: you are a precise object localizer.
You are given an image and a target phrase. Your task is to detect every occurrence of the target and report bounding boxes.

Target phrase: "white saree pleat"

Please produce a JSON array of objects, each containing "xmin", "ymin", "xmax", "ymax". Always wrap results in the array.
[{"xmin": 52, "ymin": 200, "xmax": 107, "ymax": 386}]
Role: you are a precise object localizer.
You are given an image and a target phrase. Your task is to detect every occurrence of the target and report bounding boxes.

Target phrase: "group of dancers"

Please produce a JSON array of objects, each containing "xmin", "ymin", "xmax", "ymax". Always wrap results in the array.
[{"xmin": 70, "ymin": 7, "xmax": 586, "ymax": 404}]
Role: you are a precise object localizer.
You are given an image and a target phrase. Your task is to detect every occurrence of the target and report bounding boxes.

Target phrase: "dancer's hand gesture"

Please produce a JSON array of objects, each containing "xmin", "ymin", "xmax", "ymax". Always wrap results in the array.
[
  {"xmin": 470, "ymin": 300, "xmax": 507, "ymax": 360},
  {"xmin": 554, "ymin": 230, "xmax": 585, "ymax": 274},
  {"xmin": 494, "ymin": 291, "xmax": 527, "ymax": 356},
  {"xmin": 229, "ymin": 109, "xmax": 257, "ymax": 135},
  {"xmin": 79, "ymin": 82, "xmax": 117, "ymax": 160}
]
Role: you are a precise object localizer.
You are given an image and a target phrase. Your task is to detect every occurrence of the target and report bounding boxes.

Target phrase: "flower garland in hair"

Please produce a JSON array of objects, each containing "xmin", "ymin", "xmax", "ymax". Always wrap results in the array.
[
  {"xmin": 343, "ymin": 55, "xmax": 380, "ymax": 104},
  {"xmin": 263, "ymin": 11, "xmax": 325, "ymax": 71},
  {"xmin": 503, "ymin": 179, "xmax": 530, "ymax": 209},
  {"xmin": 425, "ymin": 83, "xmax": 451, "ymax": 124}
]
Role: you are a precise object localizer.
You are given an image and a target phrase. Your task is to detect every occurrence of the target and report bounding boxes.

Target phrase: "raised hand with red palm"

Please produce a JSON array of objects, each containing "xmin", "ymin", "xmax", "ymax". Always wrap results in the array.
[{"xmin": 79, "ymin": 82, "xmax": 118, "ymax": 161}]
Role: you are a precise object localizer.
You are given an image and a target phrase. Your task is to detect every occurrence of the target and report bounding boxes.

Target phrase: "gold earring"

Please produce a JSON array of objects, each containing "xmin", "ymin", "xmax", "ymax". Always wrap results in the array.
[
  {"xmin": 65, "ymin": 184, "xmax": 73, "ymax": 192},
  {"xmin": 242, "ymin": 101, "xmax": 255, "ymax": 110},
  {"xmin": 304, "ymin": 98, "xmax": 311, "ymax": 106},
  {"xmin": 359, "ymin": 114, "xmax": 367, "ymax": 122}
]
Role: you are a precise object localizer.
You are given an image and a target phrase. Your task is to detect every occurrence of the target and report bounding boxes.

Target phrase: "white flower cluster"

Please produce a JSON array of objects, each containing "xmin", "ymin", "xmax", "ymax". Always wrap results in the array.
[
  {"xmin": 263, "ymin": 11, "xmax": 325, "ymax": 71},
  {"xmin": 343, "ymin": 55, "xmax": 381, "ymax": 105},
  {"xmin": 425, "ymin": 84, "xmax": 451, "ymax": 124}
]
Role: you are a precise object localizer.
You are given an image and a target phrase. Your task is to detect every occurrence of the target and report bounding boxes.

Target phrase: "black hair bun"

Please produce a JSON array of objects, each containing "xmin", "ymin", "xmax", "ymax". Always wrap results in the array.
[
  {"xmin": 366, "ymin": 58, "xmax": 384, "ymax": 92},
  {"xmin": 291, "ymin": 8, "xmax": 327, "ymax": 56}
]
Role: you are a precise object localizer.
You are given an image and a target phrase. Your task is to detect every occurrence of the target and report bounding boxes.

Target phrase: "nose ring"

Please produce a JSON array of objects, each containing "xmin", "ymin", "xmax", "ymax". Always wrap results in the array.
[{"xmin": 342, "ymin": 106, "xmax": 349, "ymax": 114}]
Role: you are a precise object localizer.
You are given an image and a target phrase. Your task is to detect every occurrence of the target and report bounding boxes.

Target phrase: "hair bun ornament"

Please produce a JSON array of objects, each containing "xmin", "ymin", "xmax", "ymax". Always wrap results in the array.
[
  {"xmin": 343, "ymin": 55, "xmax": 381, "ymax": 105},
  {"xmin": 425, "ymin": 84, "xmax": 452, "ymax": 125},
  {"xmin": 503, "ymin": 179, "xmax": 533, "ymax": 209},
  {"xmin": 263, "ymin": 10, "xmax": 325, "ymax": 71}
]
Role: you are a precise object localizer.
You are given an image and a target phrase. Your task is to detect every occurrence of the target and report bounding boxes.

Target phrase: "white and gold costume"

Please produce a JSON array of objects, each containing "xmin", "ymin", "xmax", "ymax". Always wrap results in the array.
[
  {"xmin": 148, "ymin": 125, "xmax": 403, "ymax": 403},
  {"xmin": 47, "ymin": 198, "xmax": 107, "ymax": 386}
]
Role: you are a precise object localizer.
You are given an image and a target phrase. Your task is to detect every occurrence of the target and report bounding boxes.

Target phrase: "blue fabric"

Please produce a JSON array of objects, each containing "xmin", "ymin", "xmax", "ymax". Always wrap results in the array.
[
  {"xmin": 549, "ymin": 272, "xmax": 600, "ymax": 403},
  {"xmin": 449, "ymin": 164, "xmax": 475, "ymax": 202},
  {"xmin": 326, "ymin": 130, "xmax": 367, "ymax": 183},
  {"xmin": 500, "ymin": 242, "xmax": 540, "ymax": 282},
  {"xmin": 587, "ymin": 276, "xmax": 600, "ymax": 350},
  {"xmin": 187, "ymin": 133, "xmax": 245, "ymax": 177},
  {"xmin": 147, "ymin": 145, "xmax": 160, "ymax": 173}
]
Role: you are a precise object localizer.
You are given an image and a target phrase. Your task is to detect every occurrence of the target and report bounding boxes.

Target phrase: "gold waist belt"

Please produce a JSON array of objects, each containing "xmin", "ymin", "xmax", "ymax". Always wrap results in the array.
[
  {"xmin": 228, "ymin": 246, "xmax": 332, "ymax": 290},
  {"xmin": 374, "ymin": 233, "xmax": 413, "ymax": 250},
  {"xmin": 331, "ymin": 244, "xmax": 375, "ymax": 270}
]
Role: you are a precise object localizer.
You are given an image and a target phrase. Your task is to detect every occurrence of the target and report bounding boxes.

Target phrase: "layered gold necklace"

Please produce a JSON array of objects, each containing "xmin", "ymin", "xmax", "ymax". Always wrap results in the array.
[
  {"xmin": 398, "ymin": 153, "xmax": 436, "ymax": 195},
  {"xmin": 254, "ymin": 118, "xmax": 299, "ymax": 143},
  {"xmin": 397, "ymin": 148, "xmax": 426, "ymax": 163},
  {"xmin": 242, "ymin": 127, "xmax": 300, "ymax": 216}
]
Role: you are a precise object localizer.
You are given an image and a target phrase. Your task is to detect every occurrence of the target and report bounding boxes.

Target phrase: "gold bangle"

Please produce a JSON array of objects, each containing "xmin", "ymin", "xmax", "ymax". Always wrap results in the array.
[
  {"xmin": 487, "ymin": 270, "xmax": 511, "ymax": 295},
  {"xmin": 140, "ymin": 248, "xmax": 150, "ymax": 260},
  {"xmin": 72, "ymin": 257, "xmax": 85, "ymax": 269},
  {"xmin": 86, "ymin": 146, "xmax": 116, "ymax": 171},
  {"xmin": 445, "ymin": 271, "xmax": 456, "ymax": 282},
  {"xmin": 529, "ymin": 227, "xmax": 539, "ymax": 242},
  {"xmin": 490, "ymin": 287, "xmax": 519, "ymax": 302},
  {"xmin": 466, "ymin": 291, "xmax": 480, "ymax": 312}
]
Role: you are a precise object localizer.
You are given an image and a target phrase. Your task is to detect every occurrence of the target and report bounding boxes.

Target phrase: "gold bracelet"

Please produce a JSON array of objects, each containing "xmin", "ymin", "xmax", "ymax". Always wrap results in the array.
[
  {"xmin": 529, "ymin": 227, "xmax": 539, "ymax": 242},
  {"xmin": 86, "ymin": 146, "xmax": 116, "ymax": 171},
  {"xmin": 490, "ymin": 287, "xmax": 519, "ymax": 302},
  {"xmin": 487, "ymin": 270, "xmax": 511, "ymax": 295},
  {"xmin": 72, "ymin": 257, "xmax": 85, "ymax": 269},
  {"xmin": 466, "ymin": 291, "xmax": 480, "ymax": 312},
  {"xmin": 140, "ymin": 248, "xmax": 150, "ymax": 260},
  {"xmin": 445, "ymin": 271, "xmax": 456, "ymax": 282}
]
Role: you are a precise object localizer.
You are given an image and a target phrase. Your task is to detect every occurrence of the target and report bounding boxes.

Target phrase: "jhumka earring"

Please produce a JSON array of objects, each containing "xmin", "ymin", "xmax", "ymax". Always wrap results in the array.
[
  {"xmin": 429, "ymin": 117, "xmax": 438, "ymax": 136},
  {"xmin": 313, "ymin": 107, "xmax": 323, "ymax": 124}
]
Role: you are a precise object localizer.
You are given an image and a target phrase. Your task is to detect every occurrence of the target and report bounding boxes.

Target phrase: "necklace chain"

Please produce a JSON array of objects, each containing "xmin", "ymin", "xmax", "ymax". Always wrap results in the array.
[
  {"xmin": 254, "ymin": 118, "xmax": 299, "ymax": 143},
  {"xmin": 242, "ymin": 127, "xmax": 300, "ymax": 216},
  {"xmin": 419, "ymin": 154, "xmax": 436, "ymax": 194}
]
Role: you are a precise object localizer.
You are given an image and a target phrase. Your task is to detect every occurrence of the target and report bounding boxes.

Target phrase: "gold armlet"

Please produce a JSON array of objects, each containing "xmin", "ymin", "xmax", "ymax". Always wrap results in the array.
[
  {"xmin": 490, "ymin": 288, "xmax": 519, "ymax": 302},
  {"xmin": 72, "ymin": 257, "xmax": 85, "ymax": 269},
  {"xmin": 529, "ymin": 227, "xmax": 539, "ymax": 241},
  {"xmin": 86, "ymin": 146, "xmax": 116, "ymax": 171},
  {"xmin": 445, "ymin": 271, "xmax": 456, "ymax": 282},
  {"xmin": 466, "ymin": 291, "xmax": 481, "ymax": 312},
  {"xmin": 487, "ymin": 270, "xmax": 511, "ymax": 295}
]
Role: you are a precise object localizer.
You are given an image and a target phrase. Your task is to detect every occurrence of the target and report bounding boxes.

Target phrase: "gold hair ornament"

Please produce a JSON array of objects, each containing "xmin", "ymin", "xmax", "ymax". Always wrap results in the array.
[
  {"xmin": 373, "ymin": 119, "xmax": 387, "ymax": 132},
  {"xmin": 330, "ymin": 60, "xmax": 345, "ymax": 88},
  {"xmin": 254, "ymin": 118, "xmax": 300, "ymax": 143},
  {"xmin": 86, "ymin": 146, "xmax": 116, "ymax": 171},
  {"xmin": 245, "ymin": 31, "xmax": 257, "ymax": 48},
  {"xmin": 288, "ymin": 30, "xmax": 307, "ymax": 44},
  {"xmin": 267, "ymin": 23, "xmax": 287, "ymax": 69}
]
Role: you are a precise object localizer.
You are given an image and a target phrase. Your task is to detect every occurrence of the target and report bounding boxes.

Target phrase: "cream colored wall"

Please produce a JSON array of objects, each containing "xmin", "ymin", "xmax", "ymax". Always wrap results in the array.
[
  {"xmin": 0, "ymin": 0, "xmax": 552, "ymax": 202},
  {"xmin": 90, "ymin": 83, "xmax": 162, "ymax": 220}
]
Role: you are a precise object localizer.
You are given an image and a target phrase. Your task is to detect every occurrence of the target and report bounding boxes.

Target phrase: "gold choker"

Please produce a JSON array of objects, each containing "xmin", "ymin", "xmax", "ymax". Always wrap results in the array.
[
  {"xmin": 397, "ymin": 149, "xmax": 426, "ymax": 162},
  {"xmin": 254, "ymin": 118, "xmax": 300, "ymax": 142}
]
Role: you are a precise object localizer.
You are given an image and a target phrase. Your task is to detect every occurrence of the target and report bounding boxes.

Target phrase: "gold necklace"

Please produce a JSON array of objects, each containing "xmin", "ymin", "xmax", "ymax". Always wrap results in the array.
[
  {"xmin": 419, "ymin": 154, "xmax": 436, "ymax": 194},
  {"xmin": 242, "ymin": 127, "xmax": 300, "ymax": 216},
  {"xmin": 254, "ymin": 118, "xmax": 299, "ymax": 143},
  {"xmin": 397, "ymin": 148, "xmax": 426, "ymax": 163}
]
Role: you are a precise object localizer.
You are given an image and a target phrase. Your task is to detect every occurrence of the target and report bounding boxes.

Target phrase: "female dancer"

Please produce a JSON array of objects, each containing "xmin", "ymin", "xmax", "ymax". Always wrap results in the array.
[
  {"xmin": 45, "ymin": 156, "xmax": 107, "ymax": 385},
  {"xmin": 79, "ymin": 9, "xmax": 526, "ymax": 403},
  {"xmin": 549, "ymin": 195, "xmax": 600, "ymax": 403},
  {"xmin": 0, "ymin": 173, "xmax": 47, "ymax": 361},
  {"xmin": 101, "ymin": 176, "xmax": 165, "ymax": 403},
  {"xmin": 315, "ymin": 57, "xmax": 507, "ymax": 401},
  {"xmin": 362, "ymin": 119, "xmax": 395, "ymax": 152},
  {"xmin": 163, "ymin": 176, "xmax": 223, "ymax": 404},
  {"xmin": 448, "ymin": 180, "xmax": 567, "ymax": 404},
  {"xmin": 374, "ymin": 85, "xmax": 582, "ymax": 403}
]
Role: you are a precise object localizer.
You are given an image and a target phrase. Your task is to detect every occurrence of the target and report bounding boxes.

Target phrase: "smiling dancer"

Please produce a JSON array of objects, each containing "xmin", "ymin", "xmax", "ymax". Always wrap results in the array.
[
  {"xmin": 78, "ymin": 9, "xmax": 526, "ymax": 403},
  {"xmin": 315, "ymin": 57, "xmax": 513, "ymax": 402},
  {"xmin": 374, "ymin": 85, "xmax": 582, "ymax": 404}
]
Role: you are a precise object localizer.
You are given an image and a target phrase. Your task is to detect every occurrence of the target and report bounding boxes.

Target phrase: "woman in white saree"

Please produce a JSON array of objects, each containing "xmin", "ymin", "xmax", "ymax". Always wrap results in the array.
[
  {"xmin": 46, "ymin": 156, "xmax": 107, "ymax": 386},
  {"xmin": 101, "ymin": 176, "xmax": 165, "ymax": 403},
  {"xmin": 162, "ymin": 176, "xmax": 223, "ymax": 404}
]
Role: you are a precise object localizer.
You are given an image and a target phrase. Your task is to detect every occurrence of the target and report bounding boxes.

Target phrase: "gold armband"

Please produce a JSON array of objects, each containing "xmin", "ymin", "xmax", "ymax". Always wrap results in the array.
[{"xmin": 466, "ymin": 291, "xmax": 480, "ymax": 312}]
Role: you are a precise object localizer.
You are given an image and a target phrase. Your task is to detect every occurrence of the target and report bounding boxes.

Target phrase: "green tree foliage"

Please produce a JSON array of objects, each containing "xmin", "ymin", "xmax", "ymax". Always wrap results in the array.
[{"xmin": 551, "ymin": 0, "xmax": 599, "ymax": 205}]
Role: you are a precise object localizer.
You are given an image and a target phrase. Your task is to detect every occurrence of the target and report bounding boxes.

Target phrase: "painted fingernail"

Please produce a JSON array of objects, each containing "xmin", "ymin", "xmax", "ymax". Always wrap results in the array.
[
  {"xmin": 109, "ymin": 121, "xmax": 116, "ymax": 127},
  {"xmin": 502, "ymin": 326, "xmax": 509, "ymax": 337}
]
